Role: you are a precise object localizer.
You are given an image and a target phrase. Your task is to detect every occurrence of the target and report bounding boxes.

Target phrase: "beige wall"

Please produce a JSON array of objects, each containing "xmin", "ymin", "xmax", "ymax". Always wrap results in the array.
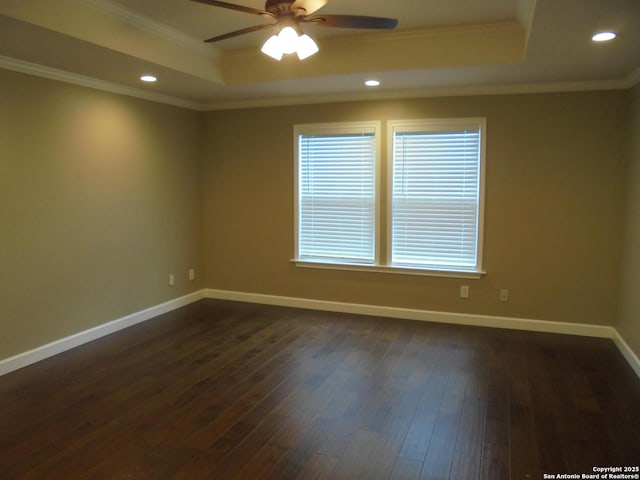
[
  {"xmin": 0, "ymin": 69, "xmax": 203, "ymax": 359},
  {"xmin": 202, "ymin": 91, "xmax": 629, "ymax": 327},
  {"xmin": 618, "ymin": 83, "xmax": 640, "ymax": 356},
  {"xmin": 1, "ymin": 68, "xmax": 635, "ymax": 364}
]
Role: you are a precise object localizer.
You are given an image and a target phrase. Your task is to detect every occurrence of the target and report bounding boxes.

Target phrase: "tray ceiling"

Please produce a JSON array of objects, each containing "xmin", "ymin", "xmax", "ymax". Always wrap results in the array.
[{"xmin": 0, "ymin": 0, "xmax": 638, "ymax": 109}]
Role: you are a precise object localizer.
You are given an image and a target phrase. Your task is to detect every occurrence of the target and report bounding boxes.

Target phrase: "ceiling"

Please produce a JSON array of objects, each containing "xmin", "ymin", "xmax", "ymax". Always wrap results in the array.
[{"xmin": 0, "ymin": 0, "xmax": 638, "ymax": 110}]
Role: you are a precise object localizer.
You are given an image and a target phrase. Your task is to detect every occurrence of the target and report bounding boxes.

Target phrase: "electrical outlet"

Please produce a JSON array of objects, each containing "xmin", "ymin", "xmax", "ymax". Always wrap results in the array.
[
  {"xmin": 460, "ymin": 285, "xmax": 469, "ymax": 298},
  {"xmin": 169, "ymin": 274, "xmax": 175, "ymax": 286},
  {"xmin": 188, "ymin": 268, "xmax": 195, "ymax": 281},
  {"xmin": 500, "ymin": 289, "xmax": 509, "ymax": 302}
]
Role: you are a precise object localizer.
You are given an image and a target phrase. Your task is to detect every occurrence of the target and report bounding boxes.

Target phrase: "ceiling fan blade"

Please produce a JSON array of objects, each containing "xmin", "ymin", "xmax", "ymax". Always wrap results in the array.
[
  {"xmin": 304, "ymin": 14, "xmax": 398, "ymax": 29},
  {"xmin": 291, "ymin": 0, "xmax": 328, "ymax": 16},
  {"xmin": 204, "ymin": 23, "xmax": 275, "ymax": 42},
  {"xmin": 189, "ymin": 0, "xmax": 274, "ymax": 18}
]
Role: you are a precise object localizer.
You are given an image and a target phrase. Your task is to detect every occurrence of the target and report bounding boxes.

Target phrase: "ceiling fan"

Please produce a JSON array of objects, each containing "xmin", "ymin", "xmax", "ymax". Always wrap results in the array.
[{"xmin": 189, "ymin": 0, "xmax": 399, "ymax": 60}]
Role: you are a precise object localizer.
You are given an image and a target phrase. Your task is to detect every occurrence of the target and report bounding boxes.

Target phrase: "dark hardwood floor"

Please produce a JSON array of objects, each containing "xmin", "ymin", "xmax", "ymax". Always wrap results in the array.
[{"xmin": 1, "ymin": 299, "xmax": 639, "ymax": 479}]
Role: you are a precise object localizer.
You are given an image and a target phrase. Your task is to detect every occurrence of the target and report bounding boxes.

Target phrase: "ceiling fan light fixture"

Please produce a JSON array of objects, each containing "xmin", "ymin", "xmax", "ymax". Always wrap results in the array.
[
  {"xmin": 296, "ymin": 34, "xmax": 319, "ymax": 60},
  {"xmin": 261, "ymin": 26, "xmax": 318, "ymax": 61},
  {"xmin": 196, "ymin": 0, "xmax": 397, "ymax": 62}
]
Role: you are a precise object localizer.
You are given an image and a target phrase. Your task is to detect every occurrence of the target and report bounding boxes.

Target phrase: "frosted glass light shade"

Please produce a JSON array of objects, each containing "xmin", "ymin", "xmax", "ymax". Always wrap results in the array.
[
  {"xmin": 296, "ymin": 34, "xmax": 319, "ymax": 60},
  {"xmin": 278, "ymin": 26, "xmax": 299, "ymax": 54},
  {"xmin": 261, "ymin": 34, "xmax": 284, "ymax": 60}
]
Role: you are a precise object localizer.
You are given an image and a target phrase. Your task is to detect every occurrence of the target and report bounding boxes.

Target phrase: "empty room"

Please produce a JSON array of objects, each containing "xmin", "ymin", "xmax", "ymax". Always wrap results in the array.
[{"xmin": 1, "ymin": 0, "xmax": 640, "ymax": 478}]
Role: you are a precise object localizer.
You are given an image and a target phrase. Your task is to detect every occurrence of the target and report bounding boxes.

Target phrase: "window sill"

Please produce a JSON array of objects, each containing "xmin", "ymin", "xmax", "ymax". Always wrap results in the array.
[{"xmin": 292, "ymin": 260, "xmax": 486, "ymax": 279}]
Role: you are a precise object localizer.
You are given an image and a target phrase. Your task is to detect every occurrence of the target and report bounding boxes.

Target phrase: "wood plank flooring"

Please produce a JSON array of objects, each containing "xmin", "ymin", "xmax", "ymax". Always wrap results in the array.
[{"xmin": 1, "ymin": 299, "xmax": 639, "ymax": 479}]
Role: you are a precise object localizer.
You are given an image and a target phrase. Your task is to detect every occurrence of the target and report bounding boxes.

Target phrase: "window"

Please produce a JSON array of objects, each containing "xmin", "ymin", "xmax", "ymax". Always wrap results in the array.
[
  {"xmin": 294, "ymin": 118, "xmax": 485, "ymax": 277},
  {"xmin": 295, "ymin": 122, "xmax": 379, "ymax": 265},
  {"xmin": 389, "ymin": 119, "xmax": 485, "ymax": 274}
]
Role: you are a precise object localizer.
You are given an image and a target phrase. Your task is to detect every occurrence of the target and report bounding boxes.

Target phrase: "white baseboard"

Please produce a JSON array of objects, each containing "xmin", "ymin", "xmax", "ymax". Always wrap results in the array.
[
  {"xmin": 204, "ymin": 288, "xmax": 615, "ymax": 338},
  {"xmin": 612, "ymin": 331, "xmax": 640, "ymax": 378},
  {"xmin": 204, "ymin": 288, "xmax": 640, "ymax": 378},
  {"xmin": 0, "ymin": 290, "xmax": 206, "ymax": 377},
  {"xmin": 3, "ymin": 288, "xmax": 638, "ymax": 380}
]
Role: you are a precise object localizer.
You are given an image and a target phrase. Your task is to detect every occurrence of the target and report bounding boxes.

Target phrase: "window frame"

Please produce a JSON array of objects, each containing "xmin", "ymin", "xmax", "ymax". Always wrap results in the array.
[
  {"xmin": 387, "ymin": 118, "xmax": 487, "ymax": 276},
  {"xmin": 293, "ymin": 118, "xmax": 486, "ymax": 279},
  {"xmin": 293, "ymin": 121, "xmax": 382, "ymax": 267}
]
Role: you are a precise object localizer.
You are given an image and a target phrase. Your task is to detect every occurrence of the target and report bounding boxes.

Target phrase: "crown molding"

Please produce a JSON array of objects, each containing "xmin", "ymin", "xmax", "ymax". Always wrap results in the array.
[
  {"xmin": 0, "ymin": 55, "xmax": 203, "ymax": 110},
  {"xmin": 77, "ymin": 0, "xmax": 219, "ymax": 59},
  {"xmin": 2, "ymin": 54, "xmax": 637, "ymax": 112},
  {"xmin": 203, "ymin": 77, "xmax": 633, "ymax": 111}
]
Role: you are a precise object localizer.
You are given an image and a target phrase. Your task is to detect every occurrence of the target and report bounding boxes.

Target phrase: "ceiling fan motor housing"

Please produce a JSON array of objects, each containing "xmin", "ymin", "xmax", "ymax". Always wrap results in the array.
[{"xmin": 265, "ymin": 0, "xmax": 297, "ymax": 16}]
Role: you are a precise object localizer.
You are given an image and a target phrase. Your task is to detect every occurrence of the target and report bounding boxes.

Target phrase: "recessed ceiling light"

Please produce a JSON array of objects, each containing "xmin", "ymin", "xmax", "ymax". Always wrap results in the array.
[
  {"xmin": 592, "ymin": 31, "xmax": 617, "ymax": 42},
  {"xmin": 140, "ymin": 75, "xmax": 157, "ymax": 82},
  {"xmin": 365, "ymin": 79, "xmax": 381, "ymax": 87}
]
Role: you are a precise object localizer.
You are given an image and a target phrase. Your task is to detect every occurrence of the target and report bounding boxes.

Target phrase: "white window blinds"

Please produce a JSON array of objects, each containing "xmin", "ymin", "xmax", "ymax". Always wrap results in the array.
[
  {"xmin": 296, "ymin": 123, "xmax": 378, "ymax": 264},
  {"xmin": 390, "ymin": 119, "xmax": 485, "ymax": 272}
]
